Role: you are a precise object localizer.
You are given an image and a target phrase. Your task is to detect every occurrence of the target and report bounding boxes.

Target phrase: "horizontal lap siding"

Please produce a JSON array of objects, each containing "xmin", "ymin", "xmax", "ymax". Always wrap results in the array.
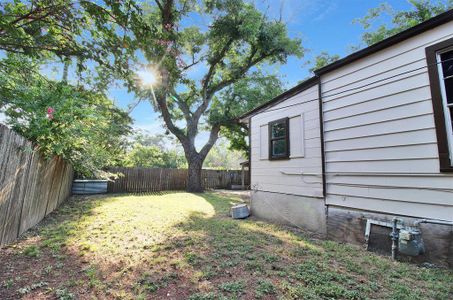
[
  {"xmin": 322, "ymin": 22, "xmax": 453, "ymax": 220},
  {"xmin": 250, "ymin": 85, "xmax": 324, "ymax": 197}
]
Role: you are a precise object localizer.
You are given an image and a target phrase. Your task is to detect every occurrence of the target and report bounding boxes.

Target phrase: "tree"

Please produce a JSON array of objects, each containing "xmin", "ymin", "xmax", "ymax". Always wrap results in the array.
[
  {"xmin": 0, "ymin": 0, "xmax": 144, "ymax": 88},
  {"xmin": 203, "ymin": 139, "xmax": 245, "ymax": 170},
  {"xmin": 0, "ymin": 0, "xmax": 84, "ymax": 57},
  {"xmin": 130, "ymin": 0, "xmax": 303, "ymax": 191},
  {"xmin": 308, "ymin": 52, "xmax": 340, "ymax": 73},
  {"xmin": 129, "ymin": 131, "xmax": 169, "ymax": 148},
  {"xmin": 0, "ymin": 55, "xmax": 132, "ymax": 177},
  {"xmin": 0, "ymin": 1, "xmax": 143, "ymax": 177},
  {"xmin": 125, "ymin": 144, "xmax": 166, "ymax": 167},
  {"xmin": 123, "ymin": 132, "xmax": 187, "ymax": 168},
  {"xmin": 219, "ymin": 74, "xmax": 284, "ymax": 156},
  {"xmin": 124, "ymin": 144, "xmax": 187, "ymax": 168},
  {"xmin": 355, "ymin": 0, "xmax": 453, "ymax": 46}
]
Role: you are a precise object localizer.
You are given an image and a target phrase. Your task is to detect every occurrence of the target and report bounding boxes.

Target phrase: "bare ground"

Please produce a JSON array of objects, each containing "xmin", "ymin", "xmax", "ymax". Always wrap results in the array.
[{"xmin": 1, "ymin": 192, "xmax": 452, "ymax": 300}]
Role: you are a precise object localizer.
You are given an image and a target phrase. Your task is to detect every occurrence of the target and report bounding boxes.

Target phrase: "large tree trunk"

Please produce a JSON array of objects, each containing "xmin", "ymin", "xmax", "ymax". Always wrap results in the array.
[{"xmin": 187, "ymin": 157, "xmax": 203, "ymax": 192}]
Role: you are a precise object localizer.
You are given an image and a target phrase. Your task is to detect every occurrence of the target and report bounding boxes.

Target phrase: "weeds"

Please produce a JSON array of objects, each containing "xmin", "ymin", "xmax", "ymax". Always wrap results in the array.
[
  {"xmin": 1, "ymin": 279, "xmax": 14, "ymax": 289},
  {"xmin": 220, "ymin": 280, "xmax": 246, "ymax": 296},
  {"xmin": 17, "ymin": 281, "xmax": 47, "ymax": 295},
  {"xmin": 2, "ymin": 192, "xmax": 452, "ymax": 300},
  {"xmin": 22, "ymin": 245, "xmax": 40, "ymax": 257},
  {"xmin": 55, "ymin": 288, "xmax": 75, "ymax": 300},
  {"xmin": 255, "ymin": 280, "xmax": 276, "ymax": 298}
]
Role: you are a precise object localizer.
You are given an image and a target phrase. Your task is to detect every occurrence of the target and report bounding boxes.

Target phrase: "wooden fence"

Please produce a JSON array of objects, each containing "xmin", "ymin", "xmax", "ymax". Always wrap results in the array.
[
  {"xmin": 107, "ymin": 167, "xmax": 249, "ymax": 193},
  {"xmin": 0, "ymin": 124, "xmax": 73, "ymax": 246}
]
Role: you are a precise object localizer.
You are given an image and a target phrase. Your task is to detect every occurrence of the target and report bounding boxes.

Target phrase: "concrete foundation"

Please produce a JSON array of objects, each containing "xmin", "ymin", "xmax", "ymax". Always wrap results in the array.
[
  {"xmin": 327, "ymin": 206, "xmax": 453, "ymax": 268},
  {"xmin": 250, "ymin": 191, "xmax": 453, "ymax": 267},
  {"xmin": 251, "ymin": 190, "xmax": 326, "ymax": 235}
]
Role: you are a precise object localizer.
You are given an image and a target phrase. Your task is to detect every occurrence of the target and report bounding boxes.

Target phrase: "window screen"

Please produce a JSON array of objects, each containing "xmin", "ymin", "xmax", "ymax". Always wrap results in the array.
[{"xmin": 268, "ymin": 118, "xmax": 289, "ymax": 159}]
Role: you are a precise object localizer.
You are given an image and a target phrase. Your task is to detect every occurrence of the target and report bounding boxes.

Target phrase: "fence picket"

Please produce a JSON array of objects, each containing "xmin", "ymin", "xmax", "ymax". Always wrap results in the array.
[
  {"xmin": 106, "ymin": 167, "xmax": 249, "ymax": 193},
  {"xmin": 0, "ymin": 124, "xmax": 73, "ymax": 246}
]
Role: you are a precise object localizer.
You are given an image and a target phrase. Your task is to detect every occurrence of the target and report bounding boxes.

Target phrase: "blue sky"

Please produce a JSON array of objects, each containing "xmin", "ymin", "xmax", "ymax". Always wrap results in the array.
[
  {"xmin": 110, "ymin": 0, "xmax": 414, "ymax": 146},
  {"xmin": 0, "ymin": 1, "xmax": 415, "ymax": 147}
]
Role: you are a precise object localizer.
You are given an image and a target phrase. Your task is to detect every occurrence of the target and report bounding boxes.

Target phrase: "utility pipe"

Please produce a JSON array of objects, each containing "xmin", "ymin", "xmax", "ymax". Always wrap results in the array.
[
  {"xmin": 390, "ymin": 218, "xmax": 400, "ymax": 260},
  {"xmin": 414, "ymin": 219, "xmax": 453, "ymax": 226}
]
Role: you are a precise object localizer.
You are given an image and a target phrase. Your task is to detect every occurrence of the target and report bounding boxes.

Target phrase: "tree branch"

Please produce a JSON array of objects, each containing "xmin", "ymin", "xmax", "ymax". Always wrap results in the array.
[
  {"xmin": 171, "ymin": 90, "xmax": 192, "ymax": 120},
  {"xmin": 155, "ymin": 94, "xmax": 187, "ymax": 145},
  {"xmin": 207, "ymin": 48, "xmax": 276, "ymax": 97},
  {"xmin": 191, "ymin": 37, "xmax": 235, "ymax": 126},
  {"xmin": 154, "ymin": 0, "xmax": 163, "ymax": 12},
  {"xmin": 201, "ymin": 38, "xmax": 234, "ymax": 98},
  {"xmin": 181, "ymin": 56, "xmax": 204, "ymax": 71},
  {"xmin": 199, "ymin": 123, "xmax": 221, "ymax": 159}
]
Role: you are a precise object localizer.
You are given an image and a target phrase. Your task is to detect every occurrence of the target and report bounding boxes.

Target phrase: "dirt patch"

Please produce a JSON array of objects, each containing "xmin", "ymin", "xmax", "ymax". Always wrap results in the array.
[{"xmin": 1, "ymin": 192, "xmax": 452, "ymax": 300}]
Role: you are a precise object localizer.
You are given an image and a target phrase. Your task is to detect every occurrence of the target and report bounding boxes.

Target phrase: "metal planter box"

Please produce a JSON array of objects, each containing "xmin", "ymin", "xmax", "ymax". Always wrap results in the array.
[
  {"xmin": 72, "ymin": 179, "xmax": 108, "ymax": 195},
  {"xmin": 231, "ymin": 204, "xmax": 250, "ymax": 219}
]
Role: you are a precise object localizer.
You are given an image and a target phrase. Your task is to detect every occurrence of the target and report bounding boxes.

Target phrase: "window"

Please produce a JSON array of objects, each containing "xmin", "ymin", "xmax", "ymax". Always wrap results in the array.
[
  {"xmin": 268, "ymin": 118, "xmax": 289, "ymax": 160},
  {"xmin": 426, "ymin": 38, "xmax": 453, "ymax": 171}
]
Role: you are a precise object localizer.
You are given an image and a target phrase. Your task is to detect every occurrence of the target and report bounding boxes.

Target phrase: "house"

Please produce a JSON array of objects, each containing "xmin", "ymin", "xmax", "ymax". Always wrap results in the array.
[{"xmin": 240, "ymin": 10, "xmax": 453, "ymax": 266}]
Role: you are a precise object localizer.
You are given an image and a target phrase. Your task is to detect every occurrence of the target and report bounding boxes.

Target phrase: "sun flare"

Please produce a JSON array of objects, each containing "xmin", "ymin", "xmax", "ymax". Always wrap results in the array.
[{"xmin": 137, "ymin": 68, "xmax": 158, "ymax": 86}]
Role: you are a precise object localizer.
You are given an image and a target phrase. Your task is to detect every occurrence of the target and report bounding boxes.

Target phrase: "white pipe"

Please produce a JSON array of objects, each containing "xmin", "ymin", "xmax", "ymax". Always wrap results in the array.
[
  {"xmin": 414, "ymin": 219, "xmax": 453, "ymax": 226},
  {"xmin": 326, "ymin": 172, "xmax": 453, "ymax": 177}
]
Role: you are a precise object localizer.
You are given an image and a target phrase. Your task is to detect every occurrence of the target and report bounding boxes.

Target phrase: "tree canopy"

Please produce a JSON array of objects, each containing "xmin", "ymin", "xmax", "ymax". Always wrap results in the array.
[
  {"xmin": 121, "ymin": 131, "xmax": 244, "ymax": 170},
  {"xmin": 219, "ymin": 74, "xmax": 284, "ymax": 156},
  {"xmin": 122, "ymin": 132, "xmax": 186, "ymax": 168},
  {"xmin": 0, "ymin": 55, "xmax": 132, "ymax": 178},
  {"xmin": 1, "ymin": 1, "xmax": 140, "ymax": 60},
  {"xmin": 2, "ymin": 0, "xmax": 297, "ymax": 183},
  {"xmin": 0, "ymin": 1, "xmax": 144, "ymax": 177},
  {"xmin": 203, "ymin": 139, "xmax": 245, "ymax": 170},
  {"xmin": 306, "ymin": 1, "xmax": 451, "ymax": 75},
  {"xmin": 126, "ymin": 0, "xmax": 303, "ymax": 191},
  {"xmin": 355, "ymin": 0, "xmax": 453, "ymax": 46},
  {"xmin": 308, "ymin": 52, "xmax": 340, "ymax": 73}
]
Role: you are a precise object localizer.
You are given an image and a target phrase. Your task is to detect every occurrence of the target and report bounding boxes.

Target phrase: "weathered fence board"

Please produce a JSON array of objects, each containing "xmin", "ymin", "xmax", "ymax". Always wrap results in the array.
[
  {"xmin": 0, "ymin": 124, "xmax": 73, "ymax": 246},
  {"xmin": 107, "ymin": 167, "xmax": 249, "ymax": 193}
]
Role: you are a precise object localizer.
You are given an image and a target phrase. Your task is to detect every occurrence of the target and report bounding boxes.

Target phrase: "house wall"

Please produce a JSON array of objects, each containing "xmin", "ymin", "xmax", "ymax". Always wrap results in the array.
[
  {"xmin": 249, "ymin": 84, "xmax": 326, "ymax": 233},
  {"xmin": 326, "ymin": 207, "xmax": 453, "ymax": 267},
  {"xmin": 320, "ymin": 21, "xmax": 453, "ymax": 266},
  {"xmin": 246, "ymin": 19, "xmax": 453, "ymax": 266},
  {"xmin": 320, "ymin": 21, "xmax": 453, "ymax": 221}
]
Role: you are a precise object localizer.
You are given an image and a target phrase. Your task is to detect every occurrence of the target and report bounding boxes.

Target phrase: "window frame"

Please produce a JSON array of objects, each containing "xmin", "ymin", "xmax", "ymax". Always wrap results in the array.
[
  {"xmin": 268, "ymin": 117, "xmax": 290, "ymax": 160},
  {"xmin": 426, "ymin": 37, "xmax": 453, "ymax": 172}
]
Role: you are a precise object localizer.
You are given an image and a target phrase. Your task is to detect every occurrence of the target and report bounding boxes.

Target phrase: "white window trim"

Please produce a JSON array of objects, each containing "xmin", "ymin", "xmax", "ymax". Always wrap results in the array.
[
  {"xmin": 289, "ymin": 114, "xmax": 305, "ymax": 158},
  {"xmin": 436, "ymin": 46, "xmax": 453, "ymax": 165}
]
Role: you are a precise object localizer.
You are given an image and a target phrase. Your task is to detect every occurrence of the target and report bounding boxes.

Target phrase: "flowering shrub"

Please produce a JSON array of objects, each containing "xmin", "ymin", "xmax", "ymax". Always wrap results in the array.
[
  {"xmin": 46, "ymin": 107, "xmax": 54, "ymax": 120},
  {"xmin": 0, "ymin": 56, "xmax": 131, "ymax": 177}
]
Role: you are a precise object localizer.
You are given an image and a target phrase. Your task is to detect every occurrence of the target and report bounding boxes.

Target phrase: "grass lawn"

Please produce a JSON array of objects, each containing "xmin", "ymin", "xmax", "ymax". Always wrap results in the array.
[{"xmin": 0, "ymin": 192, "xmax": 452, "ymax": 300}]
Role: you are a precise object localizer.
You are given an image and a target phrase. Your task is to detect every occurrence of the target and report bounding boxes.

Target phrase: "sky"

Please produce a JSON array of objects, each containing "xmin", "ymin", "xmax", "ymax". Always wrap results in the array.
[
  {"xmin": 107, "ymin": 0, "xmax": 415, "ymax": 148},
  {"xmin": 0, "ymin": 0, "xmax": 417, "ymax": 147}
]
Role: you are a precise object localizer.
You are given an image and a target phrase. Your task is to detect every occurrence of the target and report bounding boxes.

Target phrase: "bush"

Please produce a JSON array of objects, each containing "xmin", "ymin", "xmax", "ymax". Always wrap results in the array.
[{"xmin": 0, "ymin": 56, "xmax": 131, "ymax": 177}]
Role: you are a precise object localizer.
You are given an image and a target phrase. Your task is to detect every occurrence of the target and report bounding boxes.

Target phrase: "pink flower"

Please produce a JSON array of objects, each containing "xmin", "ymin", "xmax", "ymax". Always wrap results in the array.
[
  {"xmin": 46, "ymin": 107, "xmax": 54, "ymax": 120},
  {"xmin": 157, "ymin": 39, "xmax": 173, "ymax": 48},
  {"xmin": 176, "ymin": 56, "xmax": 186, "ymax": 68}
]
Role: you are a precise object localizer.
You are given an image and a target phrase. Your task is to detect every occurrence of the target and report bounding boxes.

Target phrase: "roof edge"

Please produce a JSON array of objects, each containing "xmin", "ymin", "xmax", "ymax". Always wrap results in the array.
[
  {"xmin": 239, "ymin": 76, "xmax": 318, "ymax": 121},
  {"xmin": 314, "ymin": 9, "xmax": 453, "ymax": 76},
  {"xmin": 239, "ymin": 9, "xmax": 453, "ymax": 122}
]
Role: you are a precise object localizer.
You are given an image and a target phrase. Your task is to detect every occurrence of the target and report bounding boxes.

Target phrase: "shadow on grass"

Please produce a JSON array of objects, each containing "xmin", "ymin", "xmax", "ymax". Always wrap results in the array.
[
  {"xmin": 1, "ymin": 191, "xmax": 452, "ymax": 300},
  {"xmin": 161, "ymin": 193, "xmax": 367, "ymax": 299}
]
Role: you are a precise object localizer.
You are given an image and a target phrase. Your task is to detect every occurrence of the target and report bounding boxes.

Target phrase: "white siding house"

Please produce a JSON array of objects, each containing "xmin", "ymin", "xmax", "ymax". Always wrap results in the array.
[
  {"xmin": 320, "ymin": 20, "xmax": 453, "ymax": 221},
  {"xmin": 241, "ymin": 11, "xmax": 453, "ymax": 266},
  {"xmin": 244, "ymin": 79, "xmax": 326, "ymax": 233}
]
